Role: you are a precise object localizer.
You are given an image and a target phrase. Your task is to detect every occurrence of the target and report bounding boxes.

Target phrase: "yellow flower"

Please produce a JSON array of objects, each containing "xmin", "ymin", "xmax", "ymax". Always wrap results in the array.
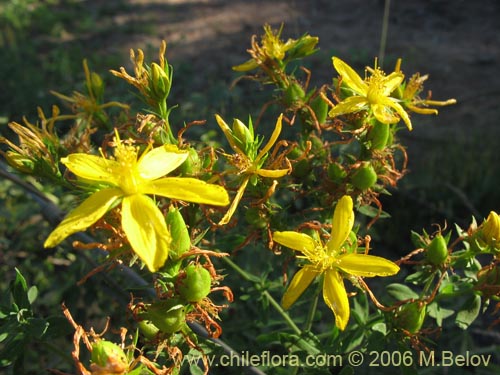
[
  {"xmin": 44, "ymin": 131, "xmax": 229, "ymax": 272},
  {"xmin": 401, "ymin": 72, "xmax": 457, "ymax": 115},
  {"xmin": 232, "ymin": 24, "xmax": 318, "ymax": 73},
  {"xmin": 329, "ymin": 57, "xmax": 412, "ymax": 130},
  {"xmin": 215, "ymin": 114, "xmax": 290, "ymax": 225},
  {"xmin": 273, "ymin": 195, "xmax": 399, "ymax": 330}
]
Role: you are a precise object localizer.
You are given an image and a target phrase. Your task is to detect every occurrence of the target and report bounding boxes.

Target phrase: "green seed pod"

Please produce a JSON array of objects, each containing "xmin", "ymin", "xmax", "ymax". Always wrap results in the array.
[
  {"xmin": 310, "ymin": 95, "xmax": 329, "ymax": 125},
  {"xmin": 350, "ymin": 163, "xmax": 377, "ymax": 190},
  {"xmin": 327, "ymin": 162, "xmax": 347, "ymax": 183},
  {"xmin": 91, "ymin": 340, "xmax": 128, "ymax": 370},
  {"xmin": 309, "ymin": 135, "xmax": 327, "ymax": 159},
  {"xmin": 138, "ymin": 320, "xmax": 160, "ymax": 340},
  {"xmin": 178, "ymin": 264, "xmax": 212, "ymax": 302},
  {"xmin": 145, "ymin": 299, "xmax": 186, "ymax": 334},
  {"xmin": 426, "ymin": 234, "xmax": 448, "ymax": 266},
  {"xmin": 367, "ymin": 121, "xmax": 390, "ymax": 150},
  {"xmin": 178, "ymin": 147, "xmax": 202, "ymax": 176},
  {"xmin": 284, "ymin": 82, "xmax": 305, "ymax": 107},
  {"xmin": 165, "ymin": 207, "xmax": 190, "ymax": 261},
  {"xmin": 394, "ymin": 302, "xmax": 426, "ymax": 333}
]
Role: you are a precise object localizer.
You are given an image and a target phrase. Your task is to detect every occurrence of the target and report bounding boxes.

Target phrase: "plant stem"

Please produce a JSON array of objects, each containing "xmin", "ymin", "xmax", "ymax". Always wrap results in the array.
[
  {"xmin": 304, "ymin": 279, "xmax": 322, "ymax": 332},
  {"xmin": 262, "ymin": 290, "xmax": 302, "ymax": 336},
  {"xmin": 378, "ymin": 0, "xmax": 391, "ymax": 68},
  {"xmin": 222, "ymin": 256, "xmax": 302, "ymax": 336}
]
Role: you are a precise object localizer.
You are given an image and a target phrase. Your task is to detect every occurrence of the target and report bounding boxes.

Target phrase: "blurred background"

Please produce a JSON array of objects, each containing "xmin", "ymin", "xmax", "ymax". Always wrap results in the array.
[{"xmin": 1, "ymin": 0, "xmax": 500, "ymax": 372}]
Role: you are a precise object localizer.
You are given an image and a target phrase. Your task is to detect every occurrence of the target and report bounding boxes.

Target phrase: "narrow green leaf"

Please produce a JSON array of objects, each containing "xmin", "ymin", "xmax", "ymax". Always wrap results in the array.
[{"xmin": 11, "ymin": 268, "xmax": 30, "ymax": 311}]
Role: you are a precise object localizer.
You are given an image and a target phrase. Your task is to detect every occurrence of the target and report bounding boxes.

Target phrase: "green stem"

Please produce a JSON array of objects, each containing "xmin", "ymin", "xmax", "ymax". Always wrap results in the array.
[
  {"xmin": 222, "ymin": 257, "xmax": 302, "ymax": 336},
  {"xmin": 378, "ymin": 0, "xmax": 391, "ymax": 68},
  {"xmin": 262, "ymin": 290, "xmax": 302, "ymax": 336},
  {"xmin": 304, "ymin": 278, "xmax": 322, "ymax": 332}
]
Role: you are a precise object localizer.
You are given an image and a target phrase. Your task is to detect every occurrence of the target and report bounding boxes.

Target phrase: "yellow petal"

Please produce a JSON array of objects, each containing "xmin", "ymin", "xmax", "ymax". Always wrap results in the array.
[
  {"xmin": 215, "ymin": 114, "xmax": 244, "ymax": 154},
  {"xmin": 137, "ymin": 145, "xmax": 188, "ymax": 180},
  {"xmin": 256, "ymin": 168, "xmax": 289, "ymax": 178},
  {"xmin": 219, "ymin": 176, "xmax": 249, "ymax": 225},
  {"xmin": 282, "ymin": 265, "xmax": 319, "ymax": 310},
  {"xmin": 337, "ymin": 253, "xmax": 400, "ymax": 277},
  {"xmin": 372, "ymin": 103, "xmax": 400, "ymax": 124},
  {"xmin": 232, "ymin": 58, "xmax": 259, "ymax": 72},
  {"xmin": 323, "ymin": 269, "xmax": 350, "ymax": 330},
  {"xmin": 332, "ymin": 57, "xmax": 368, "ymax": 95},
  {"xmin": 327, "ymin": 195, "xmax": 354, "ymax": 254},
  {"xmin": 62, "ymin": 154, "xmax": 120, "ymax": 185},
  {"xmin": 121, "ymin": 194, "xmax": 171, "ymax": 272},
  {"xmin": 273, "ymin": 231, "xmax": 319, "ymax": 259},
  {"xmin": 256, "ymin": 114, "xmax": 283, "ymax": 162},
  {"xmin": 381, "ymin": 72, "xmax": 404, "ymax": 96},
  {"xmin": 386, "ymin": 99, "xmax": 413, "ymax": 131},
  {"xmin": 142, "ymin": 177, "xmax": 230, "ymax": 206},
  {"xmin": 405, "ymin": 103, "xmax": 438, "ymax": 115},
  {"xmin": 328, "ymin": 96, "xmax": 368, "ymax": 118},
  {"xmin": 44, "ymin": 188, "xmax": 122, "ymax": 248}
]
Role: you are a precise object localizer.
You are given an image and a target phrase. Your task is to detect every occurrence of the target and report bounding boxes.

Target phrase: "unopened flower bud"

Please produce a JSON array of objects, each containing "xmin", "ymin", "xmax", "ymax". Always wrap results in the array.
[
  {"xmin": 481, "ymin": 211, "xmax": 500, "ymax": 248},
  {"xmin": 150, "ymin": 62, "xmax": 171, "ymax": 100},
  {"xmin": 89, "ymin": 72, "xmax": 104, "ymax": 101},
  {"xmin": 4, "ymin": 151, "xmax": 35, "ymax": 174},
  {"xmin": 286, "ymin": 35, "xmax": 319, "ymax": 60},
  {"xmin": 232, "ymin": 118, "xmax": 254, "ymax": 154}
]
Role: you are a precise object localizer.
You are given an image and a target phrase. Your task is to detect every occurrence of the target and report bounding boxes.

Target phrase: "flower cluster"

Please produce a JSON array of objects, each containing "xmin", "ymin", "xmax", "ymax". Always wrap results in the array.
[{"xmin": 7, "ymin": 25, "xmax": 499, "ymax": 375}]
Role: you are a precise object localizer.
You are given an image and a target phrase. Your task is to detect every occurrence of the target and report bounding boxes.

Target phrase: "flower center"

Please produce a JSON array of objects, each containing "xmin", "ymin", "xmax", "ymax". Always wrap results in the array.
[
  {"xmin": 366, "ymin": 74, "xmax": 385, "ymax": 105},
  {"xmin": 114, "ymin": 143, "xmax": 141, "ymax": 195}
]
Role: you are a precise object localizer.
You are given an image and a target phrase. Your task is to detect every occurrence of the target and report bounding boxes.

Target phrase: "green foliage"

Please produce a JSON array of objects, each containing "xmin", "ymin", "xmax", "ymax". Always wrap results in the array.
[{"xmin": 0, "ymin": 268, "xmax": 71, "ymax": 371}]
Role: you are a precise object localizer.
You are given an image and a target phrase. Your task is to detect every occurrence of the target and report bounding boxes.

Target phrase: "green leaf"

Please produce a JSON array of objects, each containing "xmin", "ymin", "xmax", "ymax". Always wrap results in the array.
[
  {"xmin": 11, "ymin": 268, "xmax": 30, "ymax": 311},
  {"xmin": 410, "ymin": 230, "xmax": 426, "ymax": 248},
  {"xmin": 189, "ymin": 363, "xmax": 206, "ymax": 375},
  {"xmin": 386, "ymin": 283, "xmax": 419, "ymax": 301},
  {"xmin": 357, "ymin": 204, "xmax": 390, "ymax": 219},
  {"xmin": 27, "ymin": 286, "xmax": 38, "ymax": 305},
  {"xmin": 351, "ymin": 293, "xmax": 369, "ymax": 321},
  {"xmin": 455, "ymin": 294, "xmax": 481, "ymax": 329},
  {"xmin": 427, "ymin": 302, "xmax": 455, "ymax": 327}
]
